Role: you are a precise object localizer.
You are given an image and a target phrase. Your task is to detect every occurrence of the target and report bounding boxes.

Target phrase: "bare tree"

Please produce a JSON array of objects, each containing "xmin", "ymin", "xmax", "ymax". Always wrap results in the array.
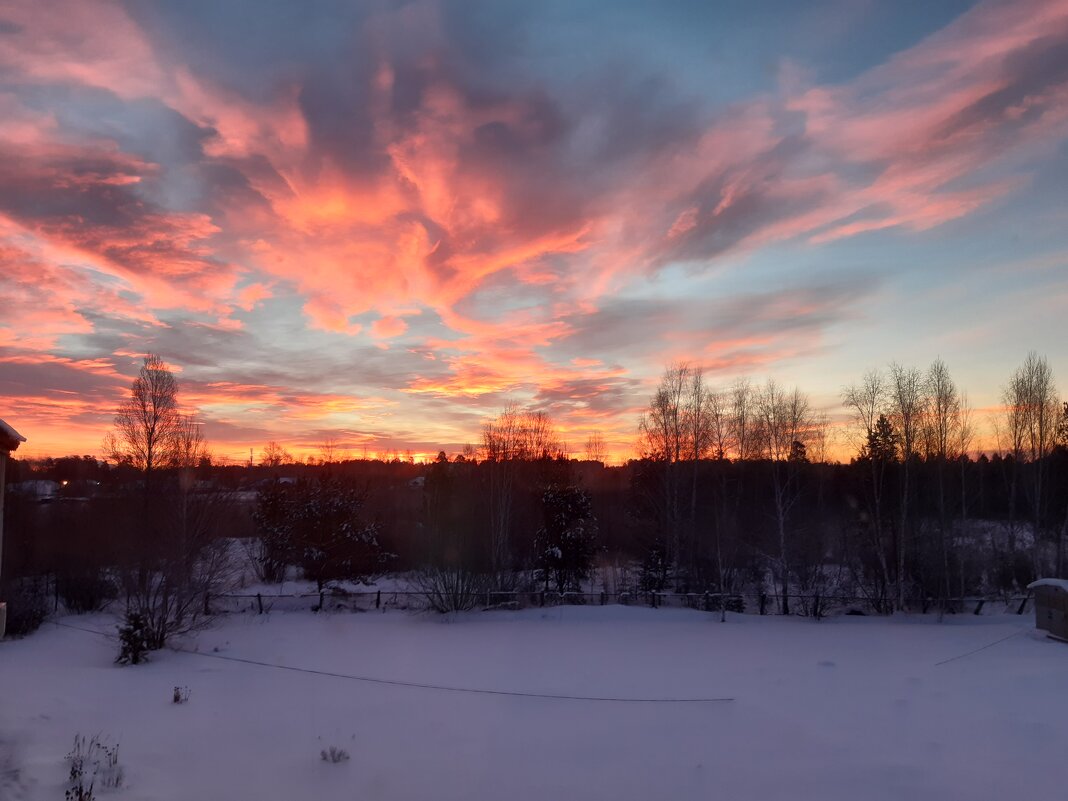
[
  {"xmin": 1002, "ymin": 352, "xmax": 1060, "ymax": 576},
  {"xmin": 1058, "ymin": 402, "xmax": 1068, "ymax": 575},
  {"xmin": 319, "ymin": 436, "xmax": 341, "ymax": 464},
  {"xmin": 707, "ymin": 390, "xmax": 733, "ymax": 461},
  {"xmin": 103, "ymin": 354, "xmax": 182, "ymax": 477},
  {"xmin": 584, "ymin": 432, "xmax": 608, "ymax": 464},
  {"xmin": 106, "ymin": 357, "xmax": 234, "ymax": 654},
  {"xmin": 922, "ymin": 358, "xmax": 960, "ymax": 611},
  {"xmin": 174, "ymin": 416, "xmax": 207, "ymax": 471},
  {"xmin": 637, "ymin": 363, "xmax": 691, "ymax": 578},
  {"xmin": 922, "ymin": 359, "xmax": 959, "ymax": 463},
  {"xmin": 260, "ymin": 441, "xmax": 293, "ymax": 467},
  {"xmin": 842, "ymin": 369, "xmax": 893, "ymax": 607},
  {"xmin": 888, "ymin": 362, "xmax": 923, "ymax": 609},
  {"xmin": 729, "ymin": 378, "xmax": 757, "ymax": 461},
  {"xmin": 706, "ymin": 387, "xmax": 734, "ymax": 619},
  {"xmin": 955, "ymin": 392, "xmax": 975, "ymax": 600},
  {"xmin": 757, "ymin": 380, "xmax": 811, "ymax": 614},
  {"xmin": 842, "ymin": 370, "xmax": 887, "ymax": 451},
  {"xmin": 638, "ymin": 363, "xmax": 688, "ymax": 463},
  {"xmin": 481, "ymin": 405, "xmax": 564, "ymax": 580},
  {"xmin": 683, "ymin": 368, "xmax": 715, "ymax": 578},
  {"xmin": 808, "ymin": 411, "xmax": 831, "ymax": 466}
]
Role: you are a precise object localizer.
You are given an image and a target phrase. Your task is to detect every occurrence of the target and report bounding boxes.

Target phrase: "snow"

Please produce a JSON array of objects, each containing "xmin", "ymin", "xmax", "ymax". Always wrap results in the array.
[
  {"xmin": 1028, "ymin": 578, "xmax": 1068, "ymax": 592},
  {"xmin": 2, "ymin": 607, "xmax": 1066, "ymax": 801}
]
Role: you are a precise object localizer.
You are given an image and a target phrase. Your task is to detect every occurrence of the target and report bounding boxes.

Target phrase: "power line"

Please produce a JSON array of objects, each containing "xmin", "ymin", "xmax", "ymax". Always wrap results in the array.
[{"xmin": 51, "ymin": 620, "xmax": 735, "ymax": 704}]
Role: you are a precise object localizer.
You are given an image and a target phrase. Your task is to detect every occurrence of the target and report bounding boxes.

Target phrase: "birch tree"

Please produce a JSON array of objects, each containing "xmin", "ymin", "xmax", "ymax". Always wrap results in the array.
[
  {"xmin": 888, "ymin": 363, "xmax": 923, "ymax": 608},
  {"xmin": 842, "ymin": 369, "xmax": 893, "ymax": 606},
  {"xmin": 757, "ymin": 380, "xmax": 811, "ymax": 614},
  {"xmin": 1002, "ymin": 352, "xmax": 1060, "ymax": 576}
]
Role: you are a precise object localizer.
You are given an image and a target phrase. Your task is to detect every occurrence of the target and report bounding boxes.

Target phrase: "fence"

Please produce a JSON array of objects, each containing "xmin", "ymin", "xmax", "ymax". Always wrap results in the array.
[{"xmin": 206, "ymin": 588, "xmax": 1034, "ymax": 619}]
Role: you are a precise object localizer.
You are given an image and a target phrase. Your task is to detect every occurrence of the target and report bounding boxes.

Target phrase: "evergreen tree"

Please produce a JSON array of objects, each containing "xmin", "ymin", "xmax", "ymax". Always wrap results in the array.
[
  {"xmin": 863, "ymin": 414, "xmax": 899, "ymax": 463},
  {"xmin": 254, "ymin": 478, "xmax": 387, "ymax": 591},
  {"xmin": 534, "ymin": 485, "xmax": 597, "ymax": 593}
]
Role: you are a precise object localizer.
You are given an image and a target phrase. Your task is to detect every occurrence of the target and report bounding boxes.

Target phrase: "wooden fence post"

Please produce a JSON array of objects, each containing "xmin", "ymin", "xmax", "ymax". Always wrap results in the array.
[
  {"xmin": 1016, "ymin": 593, "xmax": 1030, "ymax": 615},
  {"xmin": 376, "ymin": 590, "xmax": 381, "ymax": 609},
  {"xmin": 759, "ymin": 593, "xmax": 767, "ymax": 615},
  {"xmin": 256, "ymin": 593, "xmax": 263, "ymax": 614}
]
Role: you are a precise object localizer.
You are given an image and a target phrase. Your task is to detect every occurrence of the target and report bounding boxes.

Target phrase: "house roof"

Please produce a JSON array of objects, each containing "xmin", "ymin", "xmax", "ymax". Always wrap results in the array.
[
  {"xmin": 0, "ymin": 417, "xmax": 26, "ymax": 452},
  {"xmin": 1028, "ymin": 578, "xmax": 1068, "ymax": 592}
]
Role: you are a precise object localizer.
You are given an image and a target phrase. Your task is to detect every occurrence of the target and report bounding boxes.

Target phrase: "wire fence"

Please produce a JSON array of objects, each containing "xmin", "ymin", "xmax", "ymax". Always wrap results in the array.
[{"xmin": 206, "ymin": 588, "xmax": 1034, "ymax": 619}]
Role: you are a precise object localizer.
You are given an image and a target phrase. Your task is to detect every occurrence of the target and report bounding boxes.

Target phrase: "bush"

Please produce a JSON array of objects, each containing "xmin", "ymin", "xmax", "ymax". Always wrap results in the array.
[
  {"xmin": 67, "ymin": 734, "xmax": 123, "ymax": 799},
  {"xmin": 115, "ymin": 612, "xmax": 150, "ymax": 665},
  {"xmin": 320, "ymin": 746, "xmax": 350, "ymax": 763},
  {"xmin": 58, "ymin": 570, "xmax": 116, "ymax": 614},
  {"xmin": 416, "ymin": 567, "xmax": 490, "ymax": 613},
  {"xmin": 3, "ymin": 577, "xmax": 49, "ymax": 637},
  {"xmin": 172, "ymin": 686, "xmax": 190, "ymax": 704}
]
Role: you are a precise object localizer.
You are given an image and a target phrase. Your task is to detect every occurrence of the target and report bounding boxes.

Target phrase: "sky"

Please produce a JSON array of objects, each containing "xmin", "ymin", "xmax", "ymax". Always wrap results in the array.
[{"xmin": 1, "ymin": 0, "xmax": 1067, "ymax": 464}]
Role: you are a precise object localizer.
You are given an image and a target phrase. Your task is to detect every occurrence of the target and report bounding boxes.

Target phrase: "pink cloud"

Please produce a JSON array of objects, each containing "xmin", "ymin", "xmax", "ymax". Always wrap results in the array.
[{"xmin": 370, "ymin": 316, "xmax": 409, "ymax": 339}]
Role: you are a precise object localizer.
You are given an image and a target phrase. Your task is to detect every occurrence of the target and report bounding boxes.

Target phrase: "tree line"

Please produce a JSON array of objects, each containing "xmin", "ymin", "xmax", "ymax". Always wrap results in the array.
[
  {"xmin": 2, "ymin": 352, "xmax": 1066, "ymax": 648},
  {"xmin": 632, "ymin": 354, "xmax": 1067, "ymax": 613}
]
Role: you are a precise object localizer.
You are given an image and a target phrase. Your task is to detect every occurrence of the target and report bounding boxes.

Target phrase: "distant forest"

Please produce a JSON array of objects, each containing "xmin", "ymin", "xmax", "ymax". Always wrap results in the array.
[{"xmin": 3, "ymin": 352, "xmax": 1067, "ymax": 643}]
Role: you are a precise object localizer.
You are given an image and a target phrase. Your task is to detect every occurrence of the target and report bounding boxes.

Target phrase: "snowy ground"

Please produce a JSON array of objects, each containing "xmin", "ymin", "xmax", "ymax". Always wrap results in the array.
[{"xmin": 1, "ymin": 607, "xmax": 1066, "ymax": 801}]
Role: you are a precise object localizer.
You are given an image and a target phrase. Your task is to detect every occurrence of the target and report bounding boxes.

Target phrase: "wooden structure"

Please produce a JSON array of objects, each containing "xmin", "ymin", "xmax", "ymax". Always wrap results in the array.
[
  {"xmin": 1028, "ymin": 579, "xmax": 1068, "ymax": 642},
  {"xmin": 0, "ymin": 417, "xmax": 26, "ymax": 639}
]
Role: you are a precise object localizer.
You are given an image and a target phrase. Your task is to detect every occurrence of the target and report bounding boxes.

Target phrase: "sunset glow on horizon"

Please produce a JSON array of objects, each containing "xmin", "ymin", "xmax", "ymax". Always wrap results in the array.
[{"xmin": 2, "ymin": 0, "xmax": 1068, "ymax": 464}]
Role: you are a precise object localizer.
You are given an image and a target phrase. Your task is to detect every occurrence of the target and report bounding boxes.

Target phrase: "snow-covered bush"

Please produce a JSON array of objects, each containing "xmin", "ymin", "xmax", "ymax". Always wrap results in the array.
[{"xmin": 416, "ymin": 567, "xmax": 490, "ymax": 613}]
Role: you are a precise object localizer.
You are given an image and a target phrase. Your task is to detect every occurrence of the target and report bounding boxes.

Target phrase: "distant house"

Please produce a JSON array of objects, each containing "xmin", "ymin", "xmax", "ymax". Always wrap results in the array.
[
  {"xmin": 1028, "ymin": 579, "xmax": 1068, "ymax": 642},
  {"xmin": 9, "ymin": 480, "xmax": 60, "ymax": 501}
]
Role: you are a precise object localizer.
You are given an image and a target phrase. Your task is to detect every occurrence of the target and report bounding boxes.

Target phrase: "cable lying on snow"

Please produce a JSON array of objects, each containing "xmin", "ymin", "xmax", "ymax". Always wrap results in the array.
[
  {"xmin": 50, "ymin": 620, "xmax": 735, "ymax": 704},
  {"xmin": 169, "ymin": 647, "xmax": 736, "ymax": 703}
]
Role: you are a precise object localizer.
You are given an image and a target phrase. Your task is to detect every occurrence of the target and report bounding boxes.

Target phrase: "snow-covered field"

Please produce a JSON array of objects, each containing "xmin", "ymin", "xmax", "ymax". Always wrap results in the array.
[{"xmin": 2, "ymin": 607, "xmax": 1066, "ymax": 801}]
